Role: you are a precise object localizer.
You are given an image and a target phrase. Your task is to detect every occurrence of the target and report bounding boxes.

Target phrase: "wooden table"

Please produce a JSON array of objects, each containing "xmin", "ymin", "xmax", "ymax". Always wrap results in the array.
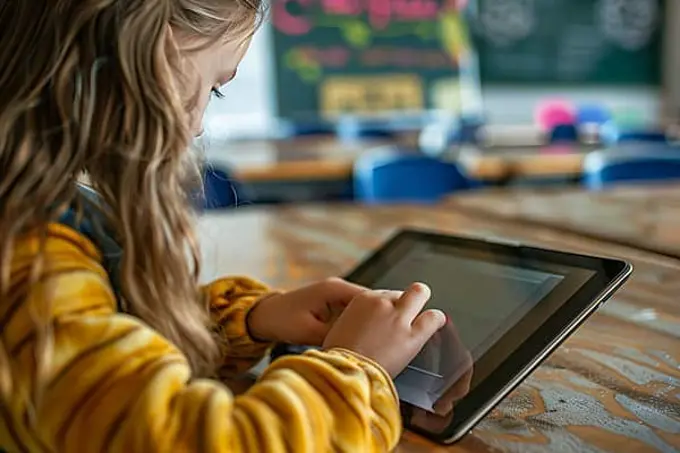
[
  {"xmin": 198, "ymin": 203, "xmax": 680, "ymax": 453},
  {"xmin": 206, "ymin": 135, "xmax": 415, "ymax": 182},
  {"xmin": 447, "ymin": 183, "xmax": 680, "ymax": 260},
  {"xmin": 205, "ymin": 137, "xmax": 596, "ymax": 184}
]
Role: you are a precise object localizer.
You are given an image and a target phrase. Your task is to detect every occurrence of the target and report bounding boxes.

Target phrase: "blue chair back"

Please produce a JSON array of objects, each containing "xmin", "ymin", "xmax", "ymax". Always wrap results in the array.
[
  {"xmin": 618, "ymin": 131, "xmax": 667, "ymax": 143},
  {"xmin": 280, "ymin": 119, "xmax": 335, "ymax": 138},
  {"xmin": 600, "ymin": 122, "xmax": 667, "ymax": 146},
  {"xmin": 354, "ymin": 149, "xmax": 472, "ymax": 204},
  {"xmin": 583, "ymin": 147, "xmax": 680, "ymax": 190},
  {"xmin": 202, "ymin": 166, "xmax": 247, "ymax": 209},
  {"xmin": 576, "ymin": 104, "xmax": 611, "ymax": 126},
  {"xmin": 549, "ymin": 124, "xmax": 579, "ymax": 144}
]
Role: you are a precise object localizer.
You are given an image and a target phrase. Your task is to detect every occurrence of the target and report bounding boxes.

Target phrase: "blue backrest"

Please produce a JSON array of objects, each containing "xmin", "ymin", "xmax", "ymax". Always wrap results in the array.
[
  {"xmin": 600, "ymin": 122, "xmax": 667, "ymax": 146},
  {"xmin": 549, "ymin": 124, "xmax": 579, "ymax": 144},
  {"xmin": 618, "ymin": 131, "xmax": 667, "ymax": 144},
  {"xmin": 583, "ymin": 147, "xmax": 680, "ymax": 190},
  {"xmin": 576, "ymin": 104, "xmax": 611, "ymax": 126},
  {"xmin": 202, "ymin": 166, "xmax": 247, "ymax": 210},
  {"xmin": 280, "ymin": 119, "xmax": 335, "ymax": 138},
  {"xmin": 354, "ymin": 148, "xmax": 471, "ymax": 204}
]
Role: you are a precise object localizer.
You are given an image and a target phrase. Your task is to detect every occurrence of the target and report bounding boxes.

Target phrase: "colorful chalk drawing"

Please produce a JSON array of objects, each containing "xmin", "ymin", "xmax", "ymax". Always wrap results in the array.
[
  {"xmin": 285, "ymin": 15, "xmax": 442, "ymax": 49},
  {"xmin": 478, "ymin": 0, "xmax": 535, "ymax": 47},
  {"xmin": 431, "ymin": 78, "xmax": 462, "ymax": 112},
  {"xmin": 320, "ymin": 75, "xmax": 424, "ymax": 114},
  {"xmin": 273, "ymin": 0, "xmax": 443, "ymax": 34},
  {"xmin": 273, "ymin": 0, "xmax": 469, "ymax": 57},
  {"xmin": 272, "ymin": 0, "xmax": 472, "ymax": 116},
  {"xmin": 439, "ymin": 8, "xmax": 472, "ymax": 61},
  {"xmin": 284, "ymin": 49, "xmax": 323, "ymax": 82},
  {"xmin": 598, "ymin": 0, "xmax": 659, "ymax": 51}
]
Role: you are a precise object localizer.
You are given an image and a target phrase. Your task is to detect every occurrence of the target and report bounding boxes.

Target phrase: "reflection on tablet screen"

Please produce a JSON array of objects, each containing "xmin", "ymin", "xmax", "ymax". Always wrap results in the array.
[{"xmin": 375, "ymin": 244, "xmax": 565, "ymax": 413}]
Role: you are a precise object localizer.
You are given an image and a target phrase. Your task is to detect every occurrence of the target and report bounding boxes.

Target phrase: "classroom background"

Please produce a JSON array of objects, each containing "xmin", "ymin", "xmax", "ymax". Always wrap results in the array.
[
  {"xmin": 195, "ymin": 2, "xmax": 680, "ymax": 449},
  {"xmin": 197, "ymin": 0, "xmax": 680, "ymax": 207}
]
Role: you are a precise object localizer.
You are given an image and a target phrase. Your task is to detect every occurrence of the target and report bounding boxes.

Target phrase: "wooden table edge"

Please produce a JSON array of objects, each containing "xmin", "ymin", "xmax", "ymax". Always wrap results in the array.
[{"xmin": 232, "ymin": 155, "xmax": 586, "ymax": 183}]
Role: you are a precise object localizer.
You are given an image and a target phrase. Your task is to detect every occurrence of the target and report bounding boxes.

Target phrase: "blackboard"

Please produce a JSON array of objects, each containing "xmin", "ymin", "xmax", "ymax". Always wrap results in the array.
[
  {"xmin": 468, "ymin": 0, "xmax": 664, "ymax": 86},
  {"xmin": 270, "ymin": 0, "xmax": 472, "ymax": 119}
]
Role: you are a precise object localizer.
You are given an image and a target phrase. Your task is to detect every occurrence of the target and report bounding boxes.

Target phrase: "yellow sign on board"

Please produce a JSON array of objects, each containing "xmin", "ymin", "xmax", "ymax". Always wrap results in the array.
[{"xmin": 320, "ymin": 75, "xmax": 424, "ymax": 115}]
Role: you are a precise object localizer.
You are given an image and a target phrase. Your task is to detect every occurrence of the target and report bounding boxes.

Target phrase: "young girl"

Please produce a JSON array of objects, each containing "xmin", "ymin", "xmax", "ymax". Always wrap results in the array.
[{"xmin": 0, "ymin": 1, "xmax": 447, "ymax": 452}]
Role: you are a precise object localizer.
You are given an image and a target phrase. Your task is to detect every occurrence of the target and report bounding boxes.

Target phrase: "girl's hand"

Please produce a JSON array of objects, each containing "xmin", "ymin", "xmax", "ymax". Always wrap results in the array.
[
  {"xmin": 323, "ymin": 283, "xmax": 447, "ymax": 377},
  {"xmin": 246, "ymin": 278, "xmax": 366, "ymax": 345}
]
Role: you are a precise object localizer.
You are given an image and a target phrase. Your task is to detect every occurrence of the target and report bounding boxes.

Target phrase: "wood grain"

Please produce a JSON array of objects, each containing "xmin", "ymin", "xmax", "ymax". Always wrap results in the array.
[
  {"xmin": 447, "ymin": 184, "xmax": 680, "ymax": 260},
  {"xmin": 198, "ymin": 203, "xmax": 680, "ymax": 452}
]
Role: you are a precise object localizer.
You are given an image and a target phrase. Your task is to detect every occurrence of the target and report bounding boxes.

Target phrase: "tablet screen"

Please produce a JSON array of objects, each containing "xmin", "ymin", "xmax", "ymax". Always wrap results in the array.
[
  {"xmin": 374, "ymin": 244, "xmax": 565, "ymax": 361},
  {"xmin": 346, "ymin": 234, "xmax": 599, "ymax": 416}
]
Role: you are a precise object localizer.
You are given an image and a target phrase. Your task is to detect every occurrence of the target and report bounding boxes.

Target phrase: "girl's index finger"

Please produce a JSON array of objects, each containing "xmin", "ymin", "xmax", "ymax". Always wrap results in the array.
[{"xmin": 395, "ymin": 282, "xmax": 432, "ymax": 321}]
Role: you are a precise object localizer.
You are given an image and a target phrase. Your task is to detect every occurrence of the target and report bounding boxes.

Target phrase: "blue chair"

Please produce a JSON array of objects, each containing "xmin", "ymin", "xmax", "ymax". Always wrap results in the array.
[
  {"xmin": 202, "ymin": 166, "xmax": 249, "ymax": 209},
  {"xmin": 548, "ymin": 124, "xmax": 579, "ymax": 144},
  {"xmin": 600, "ymin": 121, "xmax": 667, "ymax": 146},
  {"xmin": 583, "ymin": 147, "xmax": 680, "ymax": 190},
  {"xmin": 618, "ymin": 131, "xmax": 667, "ymax": 143},
  {"xmin": 418, "ymin": 116, "xmax": 483, "ymax": 157},
  {"xmin": 354, "ymin": 148, "xmax": 473, "ymax": 204},
  {"xmin": 576, "ymin": 104, "xmax": 611, "ymax": 126},
  {"xmin": 280, "ymin": 119, "xmax": 335, "ymax": 138}
]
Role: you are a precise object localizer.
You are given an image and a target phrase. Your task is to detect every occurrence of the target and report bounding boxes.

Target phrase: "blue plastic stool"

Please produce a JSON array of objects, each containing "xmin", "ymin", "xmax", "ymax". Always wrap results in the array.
[
  {"xmin": 549, "ymin": 124, "xmax": 579, "ymax": 143},
  {"xmin": 202, "ymin": 166, "xmax": 248, "ymax": 209},
  {"xmin": 576, "ymin": 104, "xmax": 611, "ymax": 126},
  {"xmin": 354, "ymin": 148, "xmax": 473, "ymax": 204},
  {"xmin": 600, "ymin": 122, "xmax": 667, "ymax": 146},
  {"xmin": 583, "ymin": 147, "xmax": 680, "ymax": 190},
  {"xmin": 280, "ymin": 119, "xmax": 335, "ymax": 138}
]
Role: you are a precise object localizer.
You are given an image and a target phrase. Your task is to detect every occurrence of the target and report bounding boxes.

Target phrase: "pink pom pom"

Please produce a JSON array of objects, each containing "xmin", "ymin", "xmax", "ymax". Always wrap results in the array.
[{"xmin": 535, "ymin": 99, "xmax": 577, "ymax": 131}]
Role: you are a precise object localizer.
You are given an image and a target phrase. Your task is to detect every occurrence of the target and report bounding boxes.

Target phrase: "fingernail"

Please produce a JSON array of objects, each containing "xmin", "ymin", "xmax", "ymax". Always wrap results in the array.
[
  {"xmin": 411, "ymin": 282, "xmax": 429, "ymax": 293},
  {"xmin": 434, "ymin": 309, "xmax": 447, "ymax": 325}
]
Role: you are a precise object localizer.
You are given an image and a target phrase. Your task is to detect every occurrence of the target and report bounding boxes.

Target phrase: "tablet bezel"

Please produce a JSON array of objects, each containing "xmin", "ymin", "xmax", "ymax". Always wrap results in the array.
[{"xmin": 344, "ymin": 229, "xmax": 632, "ymax": 444}]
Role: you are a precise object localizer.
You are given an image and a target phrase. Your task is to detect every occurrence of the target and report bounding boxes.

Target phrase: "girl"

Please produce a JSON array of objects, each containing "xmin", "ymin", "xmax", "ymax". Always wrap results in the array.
[{"xmin": 0, "ymin": 1, "xmax": 446, "ymax": 452}]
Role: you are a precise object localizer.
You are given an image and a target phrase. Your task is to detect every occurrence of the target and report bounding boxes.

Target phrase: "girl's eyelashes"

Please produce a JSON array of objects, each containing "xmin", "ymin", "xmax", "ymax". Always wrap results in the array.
[
  {"xmin": 211, "ymin": 87, "xmax": 225, "ymax": 99},
  {"xmin": 211, "ymin": 69, "xmax": 238, "ymax": 99}
]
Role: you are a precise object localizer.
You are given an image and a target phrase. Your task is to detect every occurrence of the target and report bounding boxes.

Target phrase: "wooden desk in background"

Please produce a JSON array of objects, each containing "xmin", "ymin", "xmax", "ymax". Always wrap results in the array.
[
  {"xmin": 206, "ymin": 135, "xmax": 415, "ymax": 182},
  {"xmin": 198, "ymin": 201, "xmax": 680, "ymax": 453},
  {"xmin": 447, "ymin": 183, "xmax": 680, "ymax": 260},
  {"xmin": 205, "ymin": 137, "xmax": 596, "ymax": 184}
]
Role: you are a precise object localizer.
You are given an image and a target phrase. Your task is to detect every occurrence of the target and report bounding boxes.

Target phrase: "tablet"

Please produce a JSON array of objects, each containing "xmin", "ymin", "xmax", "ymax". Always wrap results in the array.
[{"xmin": 342, "ymin": 229, "xmax": 632, "ymax": 444}]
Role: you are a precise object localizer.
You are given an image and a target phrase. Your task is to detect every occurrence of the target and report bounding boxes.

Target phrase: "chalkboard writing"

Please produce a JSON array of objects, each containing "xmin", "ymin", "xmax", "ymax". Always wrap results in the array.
[
  {"xmin": 468, "ymin": 0, "xmax": 663, "ymax": 85},
  {"xmin": 270, "ymin": 0, "xmax": 470, "ymax": 119}
]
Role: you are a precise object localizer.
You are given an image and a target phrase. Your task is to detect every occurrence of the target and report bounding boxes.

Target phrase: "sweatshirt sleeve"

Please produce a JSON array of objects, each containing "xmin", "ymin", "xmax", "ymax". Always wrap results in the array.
[
  {"xmin": 202, "ymin": 276, "xmax": 275, "ymax": 377},
  {"xmin": 1, "ymin": 225, "xmax": 402, "ymax": 453}
]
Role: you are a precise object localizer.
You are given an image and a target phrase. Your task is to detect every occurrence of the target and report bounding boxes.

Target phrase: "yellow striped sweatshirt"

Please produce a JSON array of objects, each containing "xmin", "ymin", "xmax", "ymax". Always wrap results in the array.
[{"xmin": 0, "ymin": 223, "xmax": 401, "ymax": 452}]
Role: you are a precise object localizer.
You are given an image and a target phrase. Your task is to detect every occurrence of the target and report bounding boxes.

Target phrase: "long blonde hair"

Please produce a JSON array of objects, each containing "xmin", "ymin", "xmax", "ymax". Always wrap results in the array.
[{"xmin": 0, "ymin": 0, "xmax": 263, "ymax": 398}]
